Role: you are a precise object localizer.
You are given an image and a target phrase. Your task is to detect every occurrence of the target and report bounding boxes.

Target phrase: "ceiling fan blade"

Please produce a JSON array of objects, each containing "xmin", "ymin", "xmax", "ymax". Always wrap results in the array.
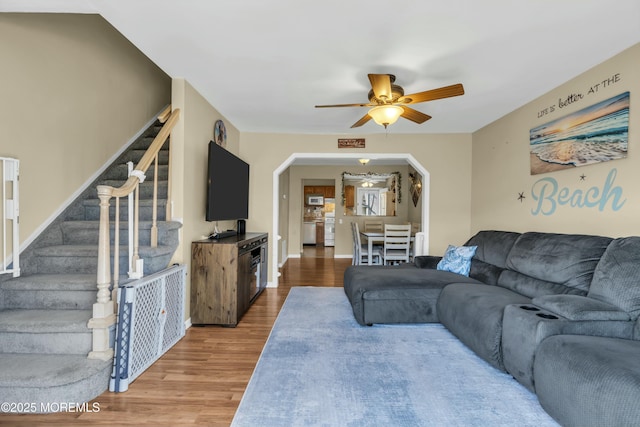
[
  {"xmin": 351, "ymin": 113, "xmax": 372, "ymax": 128},
  {"xmin": 400, "ymin": 106, "xmax": 432, "ymax": 124},
  {"xmin": 315, "ymin": 103, "xmax": 372, "ymax": 108},
  {"xmin": 398, "ymin": 83, "xmax": 464, "ymax": 104},
  {"xmin": 368, "ymin": 74, "xmax": 393, "ymax": 101}
]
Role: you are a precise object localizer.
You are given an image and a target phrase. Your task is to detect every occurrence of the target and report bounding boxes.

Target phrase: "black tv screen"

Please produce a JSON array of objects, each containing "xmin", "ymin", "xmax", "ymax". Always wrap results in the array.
[{"xmin": 206, "ymin": 141, "xmax": 249, "ymax": 221}]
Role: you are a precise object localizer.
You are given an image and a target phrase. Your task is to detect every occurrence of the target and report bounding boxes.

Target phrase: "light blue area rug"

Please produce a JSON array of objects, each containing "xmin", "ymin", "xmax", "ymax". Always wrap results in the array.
[{"xmin": 232, "ymin": 287, "xmax": 559, "ymax": 427}]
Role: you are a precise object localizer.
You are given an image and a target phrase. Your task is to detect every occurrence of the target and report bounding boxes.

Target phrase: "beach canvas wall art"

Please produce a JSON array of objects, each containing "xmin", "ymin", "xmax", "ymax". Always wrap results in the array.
[{"xmin": 530, "ymin": 92, "xmax": 629, "ymax": 175}]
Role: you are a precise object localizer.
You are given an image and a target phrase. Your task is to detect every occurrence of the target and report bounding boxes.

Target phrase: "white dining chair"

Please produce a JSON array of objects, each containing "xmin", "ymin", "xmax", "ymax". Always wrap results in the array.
[
  {"xmin": 363, "ymin": 218, "xmax": 384, "ymax": 233},
  {"xmin": 351, "ymin": 222, "xmax": 382, "ymax": 265},
  {"xmin": 382, "ymin": 224, "xmax": 412, "ymax": 265}
]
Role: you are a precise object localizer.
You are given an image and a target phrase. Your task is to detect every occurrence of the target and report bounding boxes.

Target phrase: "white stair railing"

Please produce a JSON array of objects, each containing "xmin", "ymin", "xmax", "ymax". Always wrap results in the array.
[
  {"xmin": 88, "ymin": 106, "xmax": 180, "ymax": 361},
  {"xmin": 0, "ymin": 157, "xmax": 19, "ymax": 277}
]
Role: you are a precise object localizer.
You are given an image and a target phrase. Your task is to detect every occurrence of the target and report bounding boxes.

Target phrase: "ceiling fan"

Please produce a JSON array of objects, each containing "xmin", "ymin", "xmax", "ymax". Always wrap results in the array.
[{"xmin": 315, "ymin": 74, "xmax": 464, "ymax": 129}]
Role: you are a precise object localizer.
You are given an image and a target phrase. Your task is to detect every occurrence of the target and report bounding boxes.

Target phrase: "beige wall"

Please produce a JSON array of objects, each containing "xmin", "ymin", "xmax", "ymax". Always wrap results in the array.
[
  {"xmin": 407, "ymin": 165, "xmax": 423, "ymax": 227},
  {"xmin": 239, "ymin": 132, "xmax": 473, "ymax": 283},
  {"xmin": 0, "ymin": 14, "xmax": 171, "ymax": 247},
  {"xmin": 170, "ymin": 78, "xmax": 241, "ymax": 316},
  {"xmin": 471, "ymin": 43, "xmax": 640, "ymax": 237}
]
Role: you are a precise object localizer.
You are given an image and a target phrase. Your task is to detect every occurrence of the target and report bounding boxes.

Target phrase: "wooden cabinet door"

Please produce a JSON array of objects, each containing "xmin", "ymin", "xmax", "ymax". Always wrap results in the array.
[
  {"xmin": 325, "ymin": 186, "xmax": 335, "ymax": 198},
  {"xmin": 236, "ymin": 251, "xmax": 252, "ymax": 318},
  {"xmin": 345, "ymin": 185, "xmax": 355, "ymax": 208},
  {"xmin": 316, "ymin": 222, "xmax": 325, "ymax": 245},
  {"xmin": 190, "ymin": 242, "xmax": 237, "ymax": 325}
]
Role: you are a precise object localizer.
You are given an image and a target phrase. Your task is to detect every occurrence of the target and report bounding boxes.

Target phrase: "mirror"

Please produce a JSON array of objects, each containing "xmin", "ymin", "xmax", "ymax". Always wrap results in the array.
[{"xmin": 341, "ymin": 172, "xmax": 401, "ymax": 216}]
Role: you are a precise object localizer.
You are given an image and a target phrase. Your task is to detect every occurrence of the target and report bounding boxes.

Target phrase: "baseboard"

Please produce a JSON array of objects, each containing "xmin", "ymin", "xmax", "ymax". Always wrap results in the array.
[
  {"xmin": 288, "ymin": 254, "xmax": 301, "ymax": 259},
  {"xmin": 19, "ymin": 106, "xmax": 169, "ymax": 254},
  {"xmin": 334, "ymin": 254, "xmax": 353, "ymax": 259},
  {"xmin": 184, "ymin": 317, "xmax": 192, "ymax": 329},
  {"xmin": 277, "ymin": 255, "xmax": 289, "ymax": 268}
]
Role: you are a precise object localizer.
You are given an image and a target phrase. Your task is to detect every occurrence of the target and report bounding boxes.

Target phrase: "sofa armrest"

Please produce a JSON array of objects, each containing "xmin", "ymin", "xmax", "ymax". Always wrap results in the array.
[
  {"xmin": 532, "ymin": 294, "xmax": 631, "ymax": 321},
  {"xmin": 414, "ymin": 255, "xmax": 441, "ymax": 269}
]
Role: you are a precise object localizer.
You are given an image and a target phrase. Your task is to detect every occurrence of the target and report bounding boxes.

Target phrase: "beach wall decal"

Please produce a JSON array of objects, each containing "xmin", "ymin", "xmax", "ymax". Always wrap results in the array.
[
  {"xmin": 530, "ymin": 168, "xmax": 626, "ymax": 216},
  {"xmin": 530, "ymin": 91, "xmax": 630, "ymax": 175}
]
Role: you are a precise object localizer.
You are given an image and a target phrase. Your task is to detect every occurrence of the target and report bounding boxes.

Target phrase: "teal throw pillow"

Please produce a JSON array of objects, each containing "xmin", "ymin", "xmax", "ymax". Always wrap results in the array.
[{"xmin": 437, "ymin": 245, "xmax": 478, "ymax": 276}]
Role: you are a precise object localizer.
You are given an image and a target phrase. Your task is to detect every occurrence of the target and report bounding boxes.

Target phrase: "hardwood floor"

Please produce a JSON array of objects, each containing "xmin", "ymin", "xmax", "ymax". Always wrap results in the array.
[{"xmin": 2, "ymin": 254, "xmax": 352, "ymax": 426}]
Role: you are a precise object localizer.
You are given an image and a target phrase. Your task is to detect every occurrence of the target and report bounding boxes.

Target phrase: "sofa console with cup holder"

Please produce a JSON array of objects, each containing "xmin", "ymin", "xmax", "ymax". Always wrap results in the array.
[{"xmin": 343, "ymin": 230, "xmax": 640, "ymax": 426}]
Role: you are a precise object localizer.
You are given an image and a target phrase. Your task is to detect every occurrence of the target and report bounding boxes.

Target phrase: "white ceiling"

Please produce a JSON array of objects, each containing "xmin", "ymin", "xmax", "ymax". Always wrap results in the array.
[{"xmin": 4, "ymin": 0, "xmax": 640, "ymax": 135}]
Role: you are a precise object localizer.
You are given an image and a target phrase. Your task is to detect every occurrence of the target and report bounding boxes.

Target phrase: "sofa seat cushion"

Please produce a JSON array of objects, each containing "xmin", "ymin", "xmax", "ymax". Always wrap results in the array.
[
  {"xmin": 343, "ymin": 265, "xmax": 481, "ymax": 326},
  {"xmin": 534, "ymin": 334, "xmax": 640, "ymax": 427},
  {"xmin": 589, "ymin": 236, "xmax": 640, "ymax": 320},
  {"xmin": 504, "ymin": 232, "xmax": 612, "ymax": 295},
  {"xmin": 436, "ymin": 283, "xmax": 531, "ymax": 371},
  {"xmin": 532, "ymin": 294, "xmax": 631, "ymax": 321}
]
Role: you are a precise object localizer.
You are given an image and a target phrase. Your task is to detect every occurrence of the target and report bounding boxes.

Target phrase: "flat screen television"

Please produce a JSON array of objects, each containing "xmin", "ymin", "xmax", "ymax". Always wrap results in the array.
[{"xmin": 206, "ymin": 141, "xmax": 249, "ymax": 221}]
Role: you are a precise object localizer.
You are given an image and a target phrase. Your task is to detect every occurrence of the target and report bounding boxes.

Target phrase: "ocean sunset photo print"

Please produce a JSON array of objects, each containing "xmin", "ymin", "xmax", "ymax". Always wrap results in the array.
[{"xmin": 530, "ymin": 92, "xmax": 630, "ymax": 175}]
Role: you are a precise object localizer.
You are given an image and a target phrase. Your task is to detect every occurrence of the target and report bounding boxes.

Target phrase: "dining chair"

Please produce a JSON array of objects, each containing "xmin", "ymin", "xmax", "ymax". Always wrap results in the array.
[
  {"xmin": 408, "ymin": 222, "xmax": 420, "ymax": 261},
  {"xmin": 351, "ymin": 222, "xmax": 382, "ymax": 265},
  {"xmin": 382, "ymin": 223, "xmax": 412, "ymax": 265},
  {"xmin": 363, "ymin": 219, "xmax": 384, "ymax": 233},
  {"xmin": 350, "ymin": 222, "xmax": 360, "ymax": 265}
]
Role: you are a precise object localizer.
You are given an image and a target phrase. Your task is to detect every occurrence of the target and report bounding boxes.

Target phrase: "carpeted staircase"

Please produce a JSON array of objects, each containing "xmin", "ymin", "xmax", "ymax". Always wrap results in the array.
[{"xmin": 0, "ymin": 120, "xmax": 181, "ymax": 411}]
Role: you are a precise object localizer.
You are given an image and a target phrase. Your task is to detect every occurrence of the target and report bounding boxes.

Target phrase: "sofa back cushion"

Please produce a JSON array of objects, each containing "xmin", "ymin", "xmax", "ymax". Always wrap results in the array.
[
  {"xmin": 500, "ymin": 232, "xmax": 612, "ymax": 298},
  {"xmin": 589, "ymin": 237, "xmax": 640, "ymax": 320},
  {"xmin": 464, "ymin": 231, "xmax": 521, "ymax": 285},
  {"xmin": 465, "ymin": 230, "xmax": 521, "ymax": 268}
]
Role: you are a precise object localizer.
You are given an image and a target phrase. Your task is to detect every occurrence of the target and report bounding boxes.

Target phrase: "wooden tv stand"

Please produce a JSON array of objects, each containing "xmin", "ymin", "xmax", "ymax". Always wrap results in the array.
[{"xmin": 190, "ymin": 233, "xmax": 268, "ymax": 326}]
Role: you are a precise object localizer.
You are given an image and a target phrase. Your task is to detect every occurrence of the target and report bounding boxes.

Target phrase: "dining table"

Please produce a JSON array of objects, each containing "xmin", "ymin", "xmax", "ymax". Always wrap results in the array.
[{"xmin": 359, "ymin": 231, "xmax": 415, "ymax": 265}]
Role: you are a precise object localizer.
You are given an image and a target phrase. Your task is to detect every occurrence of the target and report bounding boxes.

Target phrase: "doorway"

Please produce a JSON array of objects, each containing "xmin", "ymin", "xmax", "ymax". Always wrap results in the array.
[
  {"xmin": 272, "ymin": 153, "xmax": 430, "ymax": 287},
  {"xmin": 302, "ymin": 178, "xmax": 336, "ymax": 257}
]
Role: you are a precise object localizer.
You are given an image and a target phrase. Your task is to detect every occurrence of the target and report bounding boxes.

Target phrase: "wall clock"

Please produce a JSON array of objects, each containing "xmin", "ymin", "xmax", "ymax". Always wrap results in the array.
[{"xmin": 214, "ymin": 119, "xmax": 227, "ymax": 148}]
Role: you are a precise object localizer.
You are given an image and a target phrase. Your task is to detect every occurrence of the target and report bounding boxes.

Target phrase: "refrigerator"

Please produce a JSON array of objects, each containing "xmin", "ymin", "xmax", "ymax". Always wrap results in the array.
[{"xmin": 324, "ymin": 198, "xmax": 335, "ymax": 247}]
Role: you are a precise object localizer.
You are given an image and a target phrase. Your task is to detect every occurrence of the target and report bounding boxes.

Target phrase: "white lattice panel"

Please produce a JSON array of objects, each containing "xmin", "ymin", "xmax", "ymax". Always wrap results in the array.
[{"xmin": 110, "ymin": 264, "xmax": 186, "ymax": 392}]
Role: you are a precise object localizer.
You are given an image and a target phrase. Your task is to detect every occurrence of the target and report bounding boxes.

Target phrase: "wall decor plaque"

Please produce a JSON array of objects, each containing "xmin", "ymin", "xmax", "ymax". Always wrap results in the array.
[{"xmin": 338, "ymin": 138, "xmax": 365, "ymax": 148}]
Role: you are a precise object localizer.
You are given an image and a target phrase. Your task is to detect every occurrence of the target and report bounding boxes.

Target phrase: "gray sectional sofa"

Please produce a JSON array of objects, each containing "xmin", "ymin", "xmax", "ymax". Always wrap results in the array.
[{"xmin": 343, "ymin": 230, "xmax": 640, "ymax": 426}]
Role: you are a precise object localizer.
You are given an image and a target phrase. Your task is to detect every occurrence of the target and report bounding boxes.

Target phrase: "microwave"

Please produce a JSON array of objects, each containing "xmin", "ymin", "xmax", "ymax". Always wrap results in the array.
[{"xmin": 307, "ymin": 195, "xmax": 324, "ymax": 205}]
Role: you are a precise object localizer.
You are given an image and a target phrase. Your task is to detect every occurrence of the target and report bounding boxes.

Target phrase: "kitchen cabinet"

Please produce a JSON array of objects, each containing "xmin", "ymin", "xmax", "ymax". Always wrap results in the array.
[
  {"xmin": 304, "ymin": 185, "xmax": 335, "ymax": 202},
  {"xmin": 325, "ymin": 186, "xmax": 335, "ymax": 198},
  {"xmin": 345, "ymin": 185, "xmax": 355, "ymax": 208},
  {"xmin": 316, "ymin": 221, "xmax": 324, "ymax": 246}
]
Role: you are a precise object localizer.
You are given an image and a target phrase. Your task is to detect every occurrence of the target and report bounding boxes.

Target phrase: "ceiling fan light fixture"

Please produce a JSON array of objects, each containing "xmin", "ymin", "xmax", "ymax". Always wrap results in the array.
[{"xmin": 368, "ymin": 105, "xmax": 403, "ymax": 128}]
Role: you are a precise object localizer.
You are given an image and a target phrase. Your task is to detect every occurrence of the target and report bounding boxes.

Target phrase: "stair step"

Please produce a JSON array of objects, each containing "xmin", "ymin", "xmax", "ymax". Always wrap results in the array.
[
  {"xmin": 129, "ymin": 134, "xmax": 169, "ymax": 151},
  {"xmin": 80, "ymin": 198, "xmax": 168, "ymax": 221},
  {"xmin": 0, "ymin": 309, "xmax": 91, "ymax": 333},
  {"xmin": 34, "ymin": 244, "xmax": 176, "ymax": 275},
  {"xmin": 0, "ymin": 309, "xmax": 92, "ymax": 354},
  {"xmin": 120, "ymin": 149, "xmax": 169, "ymax": 165},
  {"xmin": 0, "ymin": 353, "xmax": 111, "ymax": 411},
  {"xmin": 0, "ymin": 274, "xmax": 97, "ymax": 310},
  {"xmin": 103, "ymin": 163, "xmax": 169, "ymax": 181},
  {"xmin": 61, "ymin": 220, "xmax": 181, "ymax": 246},
  {"xmin": 98, "ymin": 180, "xmax": 168, "ymax": 199}
]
